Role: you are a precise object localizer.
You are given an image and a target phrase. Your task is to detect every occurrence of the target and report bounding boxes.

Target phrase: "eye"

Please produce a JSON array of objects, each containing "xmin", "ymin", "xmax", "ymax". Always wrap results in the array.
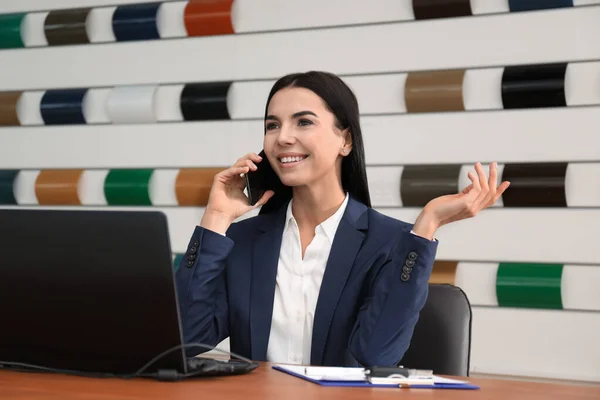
[
  {"xmin": 265, "ymin": 122, "xmax": 279, "ymax": 130},
  {"xmin": 298, "ymin": 119, "xmax": 313, "ymax": 127}
]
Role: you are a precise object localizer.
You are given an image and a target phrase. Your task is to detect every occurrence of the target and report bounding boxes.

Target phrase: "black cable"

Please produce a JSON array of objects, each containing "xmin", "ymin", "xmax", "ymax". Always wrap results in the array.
[{"xmin": 0, "ymin": 342, "xmax": 255, "ymax": 381}]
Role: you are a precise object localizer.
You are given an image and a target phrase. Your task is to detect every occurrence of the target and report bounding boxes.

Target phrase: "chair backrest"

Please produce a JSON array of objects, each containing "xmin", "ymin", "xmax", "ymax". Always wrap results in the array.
[{"xmin": 399, "ymin": 284, "xmax": 472, "ymax": 376}]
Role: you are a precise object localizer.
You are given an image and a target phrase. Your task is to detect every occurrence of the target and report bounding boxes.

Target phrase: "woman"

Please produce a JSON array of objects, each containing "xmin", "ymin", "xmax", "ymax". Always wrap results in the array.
[{"xmin": 175, "ymin": 71, "xmax": 509, "ymax": 367}]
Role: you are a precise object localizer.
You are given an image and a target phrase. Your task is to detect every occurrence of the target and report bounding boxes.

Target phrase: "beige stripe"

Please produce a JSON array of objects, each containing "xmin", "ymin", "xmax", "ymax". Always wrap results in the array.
[
  {"xmin": 405, "ymin": 69, "xmax": 465, "ymax": 112},
  {"xmin": 429, "ymin": 261, "xmax": 458, "ymax": 285}
]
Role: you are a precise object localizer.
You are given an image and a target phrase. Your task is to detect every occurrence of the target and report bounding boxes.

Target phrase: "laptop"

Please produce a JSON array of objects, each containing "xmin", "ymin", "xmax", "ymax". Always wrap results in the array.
[{"xmin": 0, "ymin": 209, "xmax": 257, "ymax": 380}]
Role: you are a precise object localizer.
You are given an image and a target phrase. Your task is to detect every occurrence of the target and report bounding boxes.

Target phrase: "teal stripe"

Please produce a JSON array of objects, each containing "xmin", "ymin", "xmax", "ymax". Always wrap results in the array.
[
  {"xmin": 0, "ymin": 170, "xmax": 18, "ymax": 204},
  {"xmin": 173, "ymin": 253, "xmax": 184, "ymax": 272},
  {"xmin": 0, "ymin": 13, "xmax": 25, "ymax": 49},
  {"xmin": 496, "ymin": 263, "xmax": 563, "ymax": 309}
]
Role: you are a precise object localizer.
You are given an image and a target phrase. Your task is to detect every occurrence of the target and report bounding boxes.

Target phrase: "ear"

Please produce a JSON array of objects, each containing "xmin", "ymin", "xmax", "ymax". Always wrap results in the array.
[{"xmin": 340, "ymin": 129, "xmax": 353, "ymax": 156}]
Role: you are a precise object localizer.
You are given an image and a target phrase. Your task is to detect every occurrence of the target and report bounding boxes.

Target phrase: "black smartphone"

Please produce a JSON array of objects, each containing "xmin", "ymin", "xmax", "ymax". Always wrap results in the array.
[{"xmin": 244, "ymin": 150, "xmax": 278, "ymax": 206}]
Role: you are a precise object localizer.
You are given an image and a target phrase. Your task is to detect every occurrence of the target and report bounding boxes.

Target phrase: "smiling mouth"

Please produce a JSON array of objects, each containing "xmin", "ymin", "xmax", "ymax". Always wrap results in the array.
[{"xmin": 278, "ymin": 155, "xmax": 308, "ymax": 166}]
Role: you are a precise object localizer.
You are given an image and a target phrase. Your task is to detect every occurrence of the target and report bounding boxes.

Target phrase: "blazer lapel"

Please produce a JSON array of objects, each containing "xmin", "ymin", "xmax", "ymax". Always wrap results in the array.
[
  {"xmin": 310, "ymin": 197, "xmax": 368, "ymax": 365},
  {"xmin": 249, "ymin": 206, "xmax": 287, "ymax": 361}
]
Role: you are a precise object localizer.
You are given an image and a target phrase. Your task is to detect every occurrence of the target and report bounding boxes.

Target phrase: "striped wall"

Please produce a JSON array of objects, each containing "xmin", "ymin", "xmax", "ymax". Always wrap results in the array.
[{"xmin": 1, "ymin": 0, "xmax": 599, "ymax": 383}]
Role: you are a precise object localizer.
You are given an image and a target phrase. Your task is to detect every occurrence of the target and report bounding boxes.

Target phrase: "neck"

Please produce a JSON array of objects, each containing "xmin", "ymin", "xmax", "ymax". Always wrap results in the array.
[{"xmin": 290, "ymin": 174, "xmax": 346, "ymax": 230}]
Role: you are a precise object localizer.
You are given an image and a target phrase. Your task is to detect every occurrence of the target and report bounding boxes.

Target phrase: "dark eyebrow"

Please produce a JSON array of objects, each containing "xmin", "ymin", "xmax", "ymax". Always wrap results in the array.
[
  {"xmin": 292, "ymin": 111, "xmax": 318, "ymax": 119},
  {"xmin": 265, "ymin": 111, "xmax": 318, "ymax": 122}
]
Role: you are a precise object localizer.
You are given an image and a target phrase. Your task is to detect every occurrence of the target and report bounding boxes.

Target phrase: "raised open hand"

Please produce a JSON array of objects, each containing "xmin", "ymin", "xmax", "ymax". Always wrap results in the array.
[{"xmin": 412, "ymin": 162, "xmax": 510, "ymax": 240}]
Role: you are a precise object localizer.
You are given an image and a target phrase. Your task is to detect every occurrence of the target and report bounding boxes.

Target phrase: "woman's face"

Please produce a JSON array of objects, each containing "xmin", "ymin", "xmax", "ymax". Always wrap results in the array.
[{"xmin": 263, "ymin": 87, "xmax": 350, "ymax": 188}]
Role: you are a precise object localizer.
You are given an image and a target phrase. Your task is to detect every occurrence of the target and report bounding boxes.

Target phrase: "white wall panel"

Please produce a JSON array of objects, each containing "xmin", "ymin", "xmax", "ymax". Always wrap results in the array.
[
  {"xmin": 20, "ymin": 12, "xmax": 49, "ymax": 47},
  {"xmin": 463, "ymin": 68, "xmax": 504, "ymax": 110},
  {"xmin": 1, "ymin": 108, "xmax": 598, "ymax": 169},
  {"xmin": 156, "ymin": 1, "xmax": 187, "ymax": 39},
  {"xmin": 455, "ymin": 262, "xmax": 499, "ymax": 306},
  {"xmin": 565, "ymin": 163, "xmax": 600, "ymax": 207},
  {"xmin": 384, "ymin": 208, "xmax": 600, "ymax": 264},
  {"xmin": 226, "ymin": 81, "xmax": 273, "ymax": 120},
  {"xmin": 79, "ymin": 169, "xmax": 109, "ymax": 206},
  {"xmin": 471, "ymin": 307, "xmax": 600, "ymax": 382},
  {"xmin": 82, "ymin": 88, "xmax": 111, "ymax": 124},
  {"xmin": 0, "ymin": 0, "xmax": 164, "ymax": 14},
  {"xmin": 149, "ymin": 169, "xmax": 179, "ymax": 206},
  {"xmin": 366, "ymin": 166, "xmax": 404, "ymax": 207},
  {"xmin": 232, "ymin": 0, "xmax": 415, "ymax": 33},
  {"xmin": 345, "ymin": 74, "xmax": 407, "ymax": 114},
  {"xmin": 106, "ymin": 85, "xmax": 158, "ymax": 124},
  {"xmin": 562, "ymin": 265, "xmax": 600, "ymax": 311},
  {"xmin": 565, "ymin": 61, "xmax": 600, "ymax": 106},
  {"xmin": 1, "ymin": 7, "xmax": 599, "ymax": 90},
  {"xmin": 470, "ymin": 0, "xmax": 510, "ymax": 15},
  {"xmin": 155, "ymin": 84, "xmax": 184, "ymax": 122},
  {"xmin": 13, "ymin": 170, "xmax": 40, "ymax": 205},
  {"xmin": 16, "ymin": 91, "xmax": 45, "ymax": 126},
  {"xmin": 86, "ymin": 7, "xmax": 117, "ymax": 43}
]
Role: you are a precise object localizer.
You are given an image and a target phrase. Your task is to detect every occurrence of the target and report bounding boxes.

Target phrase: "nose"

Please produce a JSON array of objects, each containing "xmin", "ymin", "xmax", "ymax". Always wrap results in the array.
[{"xmin": 276, "ymin": 124, "xmax": 296, "ymax": 146}]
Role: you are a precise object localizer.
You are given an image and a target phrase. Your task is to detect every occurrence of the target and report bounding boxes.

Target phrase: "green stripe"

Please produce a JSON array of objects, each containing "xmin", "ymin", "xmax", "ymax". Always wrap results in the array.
[
  {"xmin": 104, "ymin": 169, "xmax": 153, "ymax": 206},
  {"xmin": 0, "ymin": 13, "xmax": 25, "ymax": 49},
  {"xmin": 173, "ymin": 253, "xmax": 184, "ymax": 272},
  {"xmin": 496, "ymin": 263, "xmax": 563, "ymax": 309},
  {"xmin": 0, "ymin": 170, "xmax": 18, "ymax": 204}
]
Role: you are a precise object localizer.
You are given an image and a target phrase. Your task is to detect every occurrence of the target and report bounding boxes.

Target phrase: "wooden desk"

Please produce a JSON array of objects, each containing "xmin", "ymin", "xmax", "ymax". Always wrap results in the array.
[{"xmin": 1, "ymin": 363, "xmax": 599, "ymax": 400}]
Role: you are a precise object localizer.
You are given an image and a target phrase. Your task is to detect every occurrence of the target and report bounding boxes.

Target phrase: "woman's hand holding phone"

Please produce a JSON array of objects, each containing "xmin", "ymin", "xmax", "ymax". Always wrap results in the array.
[{"xmin": 199, "ymin": 153, "xmax": 275, "ymax": 235}]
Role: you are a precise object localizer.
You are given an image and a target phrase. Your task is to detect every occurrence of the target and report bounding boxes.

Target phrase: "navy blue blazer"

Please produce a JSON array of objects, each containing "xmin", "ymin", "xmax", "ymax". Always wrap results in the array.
[{"xmin": 175, "ymin": 196, "xmax": 438, "ymax": 367}]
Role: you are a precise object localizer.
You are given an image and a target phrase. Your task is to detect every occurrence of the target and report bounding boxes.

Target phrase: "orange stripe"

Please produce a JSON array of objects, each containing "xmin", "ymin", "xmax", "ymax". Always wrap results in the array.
[
  {"xmin": 429, "ymin": 261, "xmax": 458, "ymax": 285},
  {"xmin": 184, "ymin": 0, "xmax": 234, "ymax": 37},
  {"xmin": 35, "ymin": 169, "xmax": 83, "ymax": 205},
  {"xmin": 175, "ymin": 168, "xmax": 225, "ymax": 206}
]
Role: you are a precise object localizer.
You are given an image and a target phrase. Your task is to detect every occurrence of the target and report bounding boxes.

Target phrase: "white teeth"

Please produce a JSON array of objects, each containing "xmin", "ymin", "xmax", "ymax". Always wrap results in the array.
[{"xmin": 280, "ymin": 156, "xmax": 306, "ymax": 163}]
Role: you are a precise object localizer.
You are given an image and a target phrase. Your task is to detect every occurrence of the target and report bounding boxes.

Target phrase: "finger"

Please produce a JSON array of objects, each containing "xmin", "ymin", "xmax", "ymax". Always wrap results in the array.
[
  {"xmin": 481, "ymin": 162, "xmax": 499, "ymax": 207},
  {"xmin": 253, "ymin": 190, "xmax": 275, "ymax": 208},
  {"xmin": 460, "ymin": 183, "xmax": 473, "ymax": 195},
  {"xmin": 218, "ymin": 166, "xmax": 249, "ymax": 180},
  {"xmin": 491, "ymin": 181, "xmax": 511, "ymax": 204}
]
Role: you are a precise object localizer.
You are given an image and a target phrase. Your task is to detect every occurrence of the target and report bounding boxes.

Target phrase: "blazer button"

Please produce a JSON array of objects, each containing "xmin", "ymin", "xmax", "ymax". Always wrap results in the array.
[
  {"xmin": 401, "ymin": 273, "xmax": 410, "ymax": 282},
  {"xmin": 187, "ymin": 260, "xmax": 194, "ymax": 268},
  {"xmin": 189, "ymin": 246, "xmax": 198, "ymax": 254},
  {"xmin": 408, "ymin": 251, "xmax": 418, "ymax": 261},
  {"xmin": 188, "ymin": 253, "xmax": 197, "ymax": 261},
  {"xmin": 405, "ymin": 259, "xmax": 415, "ymax": 267},
  {"xmin": 403, "ymin": 266, "xmax": 412, "ymax": 274},
  {"xmin": 192, "ymin": 240, "xmax": 199, "ymax": 247}
]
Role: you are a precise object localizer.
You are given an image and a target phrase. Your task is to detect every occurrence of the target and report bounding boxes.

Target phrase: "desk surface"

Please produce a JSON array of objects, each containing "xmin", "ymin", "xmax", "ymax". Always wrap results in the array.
[{"xmin": 1, "ymin": 363, "xmax": 599, "ymax": 400}]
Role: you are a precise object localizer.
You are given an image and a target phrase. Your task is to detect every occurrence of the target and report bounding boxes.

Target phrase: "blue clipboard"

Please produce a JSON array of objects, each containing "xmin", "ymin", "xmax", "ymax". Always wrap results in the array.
[{"xmin": 272, "ymin": 365, "xmax": 480, "ymax": 390}]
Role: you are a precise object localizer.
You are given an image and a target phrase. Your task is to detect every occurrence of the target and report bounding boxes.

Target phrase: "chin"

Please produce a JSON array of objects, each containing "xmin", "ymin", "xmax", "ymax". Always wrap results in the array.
[{"xmin": 278, "ymin": 174, "xmax": 310, "ymax": 187}]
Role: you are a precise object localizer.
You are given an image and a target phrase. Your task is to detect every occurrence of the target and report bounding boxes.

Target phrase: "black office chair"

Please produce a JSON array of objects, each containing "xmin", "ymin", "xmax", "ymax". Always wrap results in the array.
[{"xmin": 399, "ymin": 284, "xmax": 472, "ymax": 376}]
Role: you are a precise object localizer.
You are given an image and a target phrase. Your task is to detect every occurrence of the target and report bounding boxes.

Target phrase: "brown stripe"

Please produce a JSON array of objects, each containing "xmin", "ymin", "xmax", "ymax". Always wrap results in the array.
[
  {"xmin": 405, "ymin": 69, "xmax": 465, "ymax": 112},
  {"xmin": 412, "ymin": 0, "xmax": 472, "ymax": 20},
  {"xmin": 35, "ymin": 170, "xmax": 83, "ymax": 205},
  {"xmin": 501, "ymin": 163, "xmax": 568, "ymax": 207},
  {"xmin": 175, "ymin": 168, "xmax": 225, "ymax": 206},
  {"xmin": 0, "ymin": 91, "xmax": 21, "ymax": 126},
  {"xmin": 400, "ymin": 165, "xmax": 461, "ymax": 207},
  {"xmin": 44, "ymin": 8, "xmax": 91, "ymax": 45},
  {"xmin": 429, "ymin": 261, "xmax": 458, "ymax": 284}
]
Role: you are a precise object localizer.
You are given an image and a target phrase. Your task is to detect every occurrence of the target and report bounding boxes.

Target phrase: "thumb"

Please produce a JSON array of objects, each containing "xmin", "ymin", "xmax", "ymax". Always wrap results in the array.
[{"xmin": 252, "ymin": 190, "xmax": 275, "ymax": 209}]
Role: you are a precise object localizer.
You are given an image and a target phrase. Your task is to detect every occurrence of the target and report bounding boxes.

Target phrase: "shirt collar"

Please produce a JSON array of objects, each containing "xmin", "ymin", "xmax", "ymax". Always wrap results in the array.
[{"xmin": 284, "ymin": 193, "xmax": 350, "ymax": 243}]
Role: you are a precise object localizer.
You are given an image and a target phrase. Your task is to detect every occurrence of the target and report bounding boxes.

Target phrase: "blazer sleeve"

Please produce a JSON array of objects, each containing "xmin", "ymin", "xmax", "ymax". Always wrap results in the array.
[
  {"xmin": 347, "ymin": 224, "xmax": 438, "ymax": 367},
  {"xmin": 175, "ymin": 226, "xmax": 234, "ymax": 356}
]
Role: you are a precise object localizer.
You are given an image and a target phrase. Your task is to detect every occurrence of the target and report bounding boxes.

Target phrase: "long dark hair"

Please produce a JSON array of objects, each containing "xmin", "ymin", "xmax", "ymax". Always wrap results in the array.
[{"xmin": 259, "ymin": 71, "xmax": 371, "ymax": 214}]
